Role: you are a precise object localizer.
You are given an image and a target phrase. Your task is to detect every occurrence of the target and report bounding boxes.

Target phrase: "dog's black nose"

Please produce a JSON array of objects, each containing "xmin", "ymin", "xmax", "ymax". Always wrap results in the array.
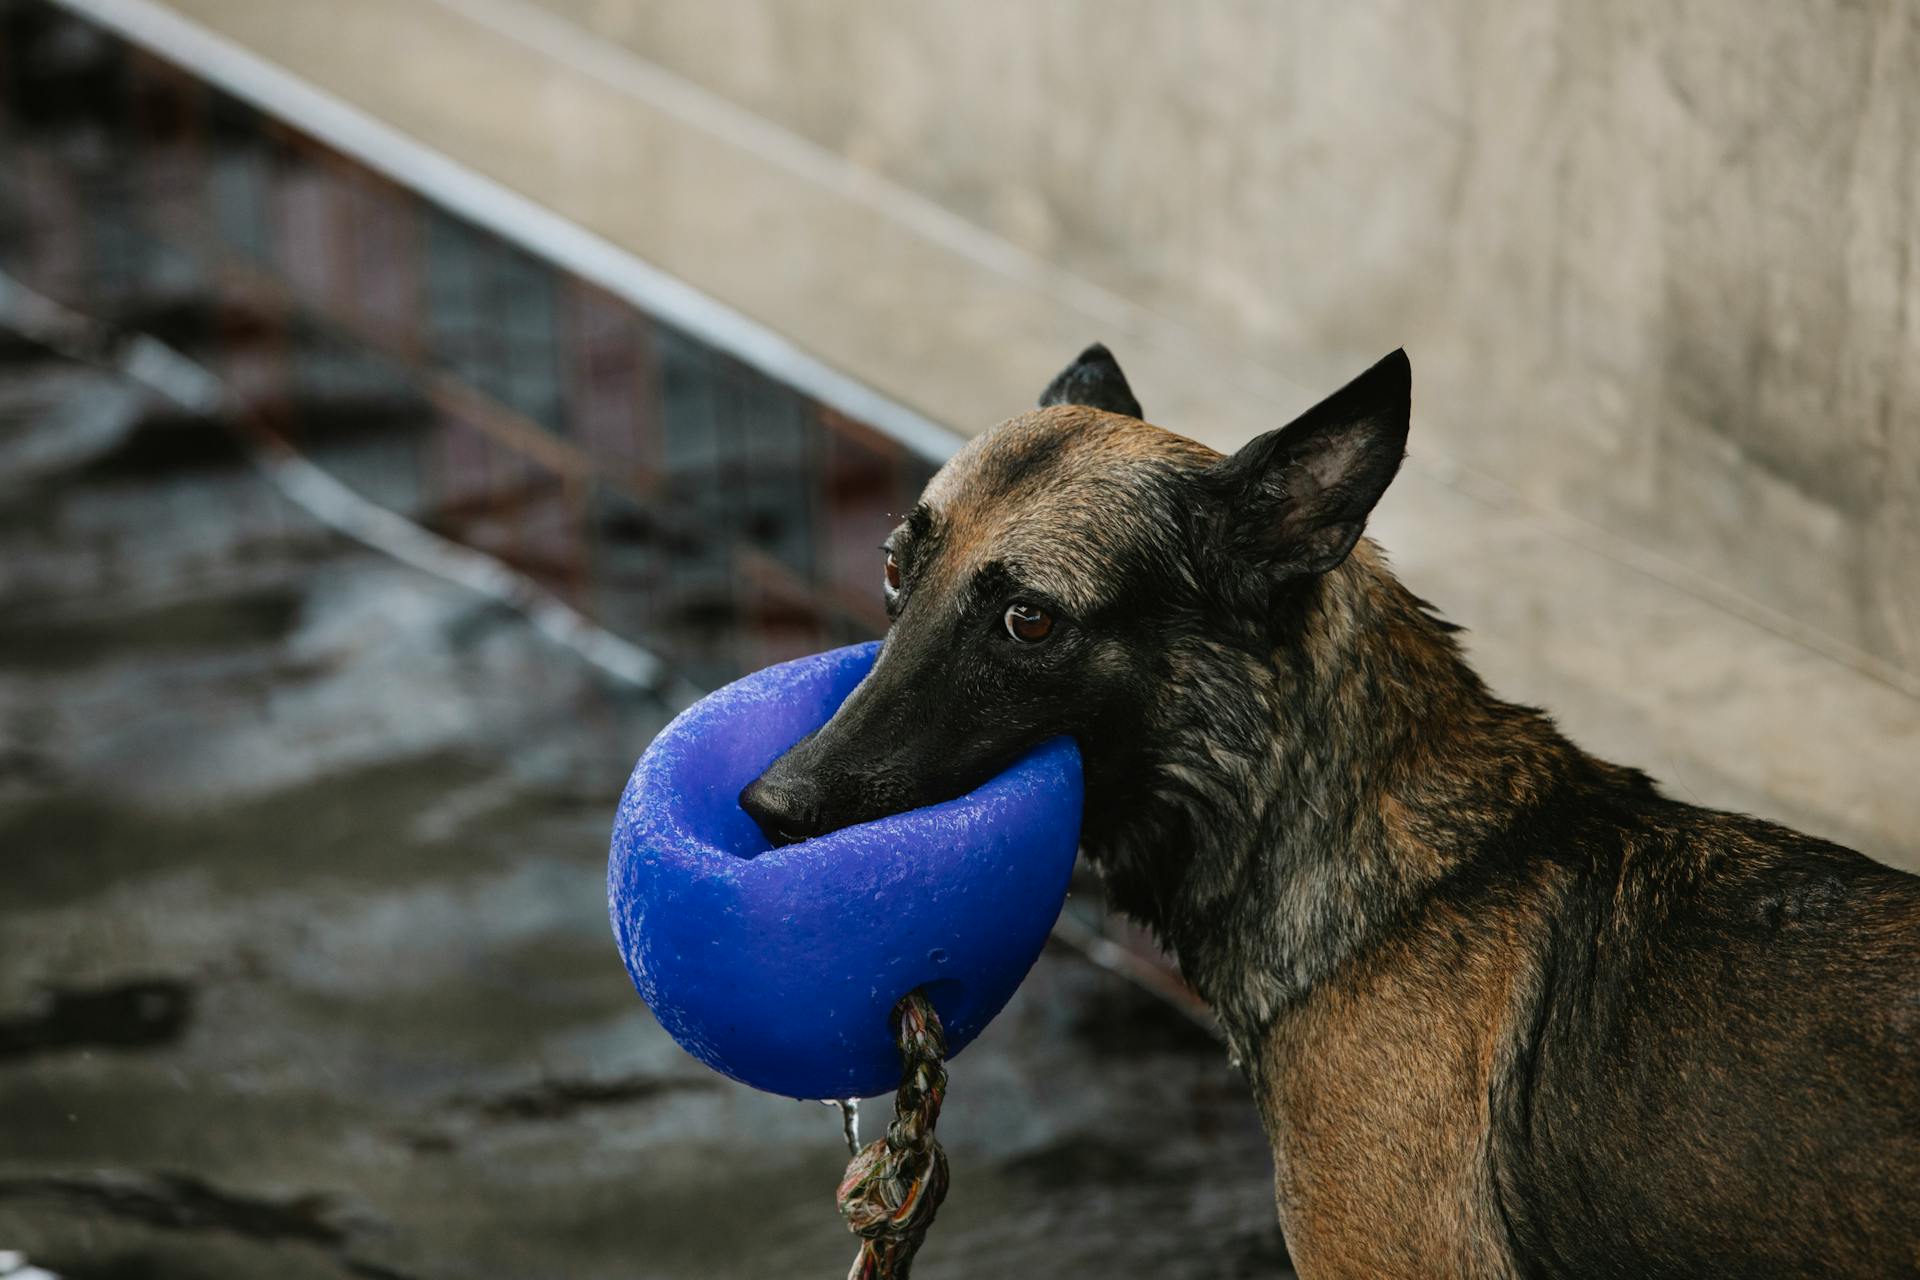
[{"xmin": 739, "ymin": 774, "xmax": 828, "ymax": 846}]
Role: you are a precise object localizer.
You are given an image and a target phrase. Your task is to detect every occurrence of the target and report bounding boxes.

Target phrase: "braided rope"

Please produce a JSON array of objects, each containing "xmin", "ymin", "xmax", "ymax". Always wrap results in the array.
[{"xmin": 837, "ymin": 991, "xmax": 950, "ymax": 1280}]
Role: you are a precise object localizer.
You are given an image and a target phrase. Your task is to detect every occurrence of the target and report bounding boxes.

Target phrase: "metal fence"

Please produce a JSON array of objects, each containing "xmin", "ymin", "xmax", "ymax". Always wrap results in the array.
[{"xmin": 0, "ymin": 0, "xmax": 937, "ymax": 690}]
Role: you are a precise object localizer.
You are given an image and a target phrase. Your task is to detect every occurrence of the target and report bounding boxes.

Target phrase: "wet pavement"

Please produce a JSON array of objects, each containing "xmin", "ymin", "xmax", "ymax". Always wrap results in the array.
[{"xmin": 0, "ymin": 341, "xmax": 1289, "ymax": 1275}]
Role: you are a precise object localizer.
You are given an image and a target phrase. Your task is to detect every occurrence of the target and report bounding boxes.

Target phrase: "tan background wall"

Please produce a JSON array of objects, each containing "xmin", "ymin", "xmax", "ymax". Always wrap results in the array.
[{"xmin": 533, "ymin": 0, "xmax": 1920, "ymax": 683}]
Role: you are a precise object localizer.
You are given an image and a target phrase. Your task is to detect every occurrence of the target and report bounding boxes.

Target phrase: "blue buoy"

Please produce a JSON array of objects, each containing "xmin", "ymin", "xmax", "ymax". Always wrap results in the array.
[{"xmin": 608, "ymin": 642, "xmax": 1084, "ymax": 1100}]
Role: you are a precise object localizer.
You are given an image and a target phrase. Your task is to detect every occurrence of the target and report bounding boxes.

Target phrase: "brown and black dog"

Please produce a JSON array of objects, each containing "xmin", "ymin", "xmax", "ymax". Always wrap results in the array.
[{"xmin": 742, "ymin": 345, "xmax": 1920, "ymax": 1278}]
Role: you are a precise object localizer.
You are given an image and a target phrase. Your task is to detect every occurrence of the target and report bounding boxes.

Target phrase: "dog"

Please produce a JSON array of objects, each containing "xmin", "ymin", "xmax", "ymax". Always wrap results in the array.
[{"xmin": 741, "ymin": 345, "xmax": 1920, "ymax": 1278}]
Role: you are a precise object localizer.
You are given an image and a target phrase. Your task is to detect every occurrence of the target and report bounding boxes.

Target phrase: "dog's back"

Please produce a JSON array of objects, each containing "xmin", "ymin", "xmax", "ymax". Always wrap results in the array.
[
  {"xmin": 1261, "ymin": 766, "xmax": 1920, "ymax": 1280},
  {"xmin": 1502, "ymin": 801, "xmax": 1920, "ymax": 1276}
]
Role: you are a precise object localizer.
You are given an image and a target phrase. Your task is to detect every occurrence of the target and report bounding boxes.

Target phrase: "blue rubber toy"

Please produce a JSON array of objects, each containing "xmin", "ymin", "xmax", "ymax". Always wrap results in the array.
[{"xmin": 608, "ymin": 642, "xmax": 1083, "ymax": 1100}]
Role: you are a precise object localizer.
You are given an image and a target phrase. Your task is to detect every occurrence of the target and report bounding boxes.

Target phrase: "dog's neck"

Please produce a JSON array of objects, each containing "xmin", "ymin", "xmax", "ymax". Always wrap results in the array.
[{"xmin": 1081, "ymin": 540, "xmax": 1580, "ymax": 1062}]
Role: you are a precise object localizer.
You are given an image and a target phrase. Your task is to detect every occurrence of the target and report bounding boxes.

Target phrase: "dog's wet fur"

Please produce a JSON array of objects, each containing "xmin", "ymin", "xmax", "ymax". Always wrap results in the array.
[{"xmin": 742, "ymin": 345, "xmax": 1920, "ymax": 1277}]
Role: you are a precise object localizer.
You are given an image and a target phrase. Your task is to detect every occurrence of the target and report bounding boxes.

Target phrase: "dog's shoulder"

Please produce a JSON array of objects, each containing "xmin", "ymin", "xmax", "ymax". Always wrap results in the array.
[{"xmin": 1257, "ymin": 854, "xmax": 1564, "ymax": 1280}]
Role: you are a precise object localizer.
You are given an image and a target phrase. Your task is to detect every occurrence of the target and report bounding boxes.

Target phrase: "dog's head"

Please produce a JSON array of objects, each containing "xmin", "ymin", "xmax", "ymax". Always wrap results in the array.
[{"xmin": 739, "ymin": 343, "xmax": 1410, "ymax": 847}]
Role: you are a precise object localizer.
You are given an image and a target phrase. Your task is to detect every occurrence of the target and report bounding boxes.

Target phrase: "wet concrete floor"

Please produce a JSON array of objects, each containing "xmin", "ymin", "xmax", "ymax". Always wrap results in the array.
[{"xmin": 0, "ymin": 339, "xmax": 1289, "ymax": 1276}]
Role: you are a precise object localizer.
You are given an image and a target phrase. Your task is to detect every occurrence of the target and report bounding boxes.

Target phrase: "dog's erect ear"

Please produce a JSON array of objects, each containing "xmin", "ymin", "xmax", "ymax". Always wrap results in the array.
[
  {"xmin": 1205, "ymin": 348, "xmax": 1410, "ymax": 581},
  {"xmin": 1038, "ymin": 343, "xmax": 1143, "ymax": 419}
]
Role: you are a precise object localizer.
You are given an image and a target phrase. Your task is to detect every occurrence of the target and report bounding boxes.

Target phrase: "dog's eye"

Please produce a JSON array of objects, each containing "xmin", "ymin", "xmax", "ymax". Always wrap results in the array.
[
  {"xmin": 883, "ymin": 551, "xmax": 902, "ymax": 596},
  {"xmin": 1004, "ymin": 602, "xmax": 1053, "ymax": 643}
]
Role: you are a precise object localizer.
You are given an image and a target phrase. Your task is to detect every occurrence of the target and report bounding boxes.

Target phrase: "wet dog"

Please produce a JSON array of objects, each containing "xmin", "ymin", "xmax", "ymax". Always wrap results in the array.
[{"xmin": 742, "ymin": 345, "xmax": 1920, "ymax": 1278}]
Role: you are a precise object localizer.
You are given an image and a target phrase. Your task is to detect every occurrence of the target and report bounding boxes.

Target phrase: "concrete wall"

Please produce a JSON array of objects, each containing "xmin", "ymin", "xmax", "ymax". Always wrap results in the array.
[{"xmin": 534, "ymin": 0, "xmax": 1920, "ymax": 685}]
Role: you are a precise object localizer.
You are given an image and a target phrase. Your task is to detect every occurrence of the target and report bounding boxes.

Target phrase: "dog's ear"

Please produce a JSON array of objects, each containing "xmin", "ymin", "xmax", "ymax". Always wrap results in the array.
[
  {"xmin": 1205, "ymin": 348, "xmax": 1410, "ymax": 581},
  {"xmin": 1038, "ymin": 343, "xmax": 1143, "ymax": 419}
]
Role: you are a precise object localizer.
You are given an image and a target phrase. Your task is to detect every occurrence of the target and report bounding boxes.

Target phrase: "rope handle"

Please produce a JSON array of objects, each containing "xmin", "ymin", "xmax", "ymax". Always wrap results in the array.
[{"xmin": 836, "ymin": 991, "xmax": 950, "ymax": 1279}]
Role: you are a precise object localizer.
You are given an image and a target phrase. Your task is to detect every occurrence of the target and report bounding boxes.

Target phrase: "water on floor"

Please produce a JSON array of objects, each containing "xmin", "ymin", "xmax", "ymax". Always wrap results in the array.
[{"xmin": 0, "ymin": 337, "xmax": 1286, "ymax": 1279}]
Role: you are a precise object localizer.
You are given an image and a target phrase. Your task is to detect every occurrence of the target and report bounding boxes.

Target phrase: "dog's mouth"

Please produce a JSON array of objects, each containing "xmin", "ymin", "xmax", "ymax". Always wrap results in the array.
[{"xmin": 742, "ymin": 752, "xmax": 1028, "ymax": 849}]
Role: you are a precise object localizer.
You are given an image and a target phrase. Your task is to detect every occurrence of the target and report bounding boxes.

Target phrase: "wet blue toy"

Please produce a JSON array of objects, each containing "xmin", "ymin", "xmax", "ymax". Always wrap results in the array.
[{"xmin": 609, "ymin": 642, "xmax": 1083, "ymax": 1100}]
